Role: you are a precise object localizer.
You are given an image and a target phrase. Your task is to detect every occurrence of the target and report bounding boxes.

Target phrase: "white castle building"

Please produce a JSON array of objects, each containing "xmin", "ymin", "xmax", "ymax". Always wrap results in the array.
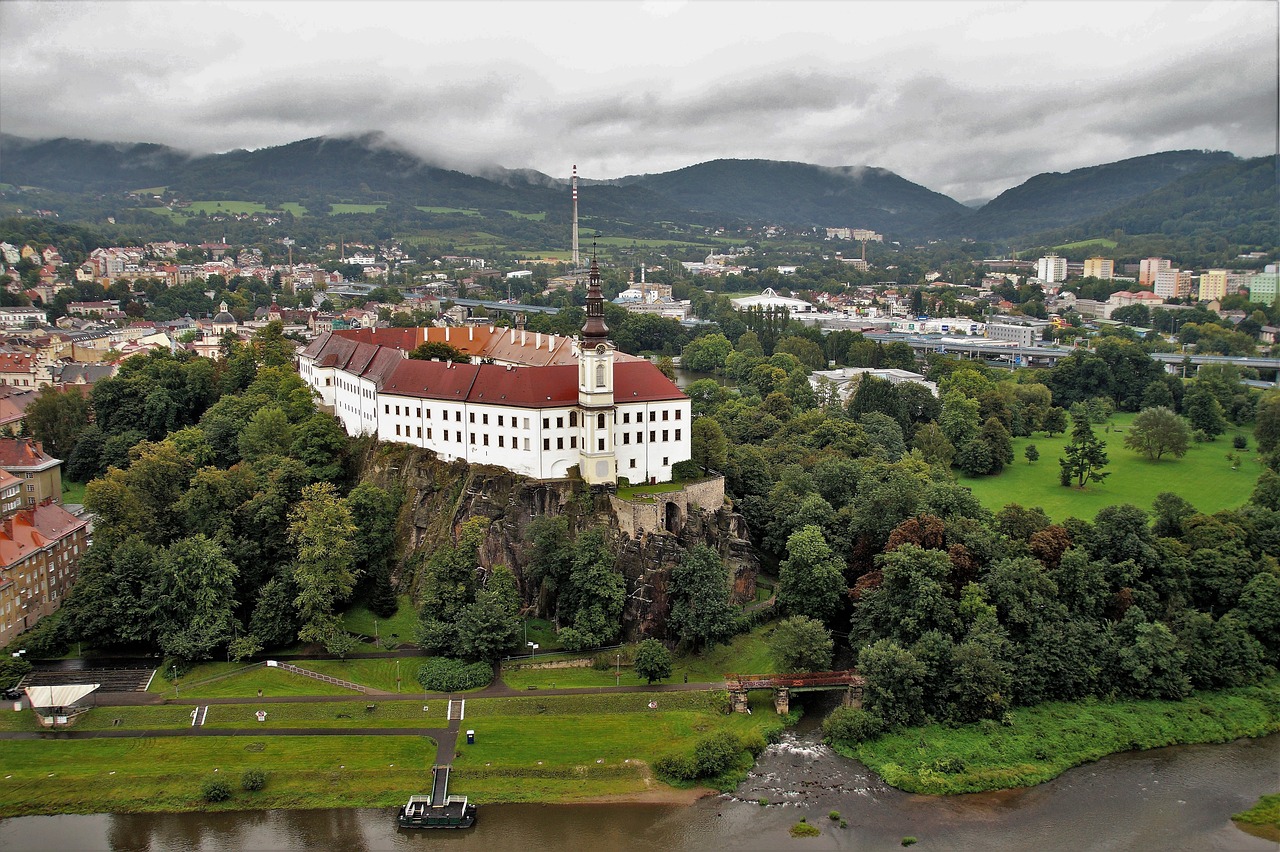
[{"xmin": 298, "ymin": 261, "xmax": 691, "ymax": 485}]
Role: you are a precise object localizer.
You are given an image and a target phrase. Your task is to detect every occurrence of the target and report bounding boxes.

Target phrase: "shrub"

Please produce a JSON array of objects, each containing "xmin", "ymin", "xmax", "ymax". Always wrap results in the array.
[
  {"xmin": 930, "ymin": 757, "xmax": 966, "ymax": 774},
  {"xmin": 822, "ymin": 706, "xmax": 884, "ymax": 747},
  {"xmin": 693, "ymin": 730, "xmax": 742, "ymax": 777},
  {"xmin": 202, "ymin": 778, "xmax": 232, "ymax": 803},
  {"xmin": 790, "ymin": 822, "xmax": 821, "ymax": 837},
  {"xmin": 653, "ymin": 752, "xmax": 698, "ymax": 781},
  {"xmin": 829, "ymin": 810, "xmax": 841, "ymax": 820},
  {"xmin": 416, "ymin": 658, "xmax": 493, "ymax": 692},
  {"xmin": 1233, "ymin": 435, "xmax": 1248, "ymax": 450},
  {"xmin": 241, "ymin": 769, "xmax": 266, "ymax": 791},
  {"xmin": 902, "ymin": 838, "xmax": 918, "ymax": 847}
]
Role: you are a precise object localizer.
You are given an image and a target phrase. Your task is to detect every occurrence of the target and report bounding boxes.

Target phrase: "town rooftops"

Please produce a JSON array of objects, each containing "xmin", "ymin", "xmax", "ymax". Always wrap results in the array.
[{"xmin": 379, "ymin": 359, "xmax": 684, "ymax": 408}]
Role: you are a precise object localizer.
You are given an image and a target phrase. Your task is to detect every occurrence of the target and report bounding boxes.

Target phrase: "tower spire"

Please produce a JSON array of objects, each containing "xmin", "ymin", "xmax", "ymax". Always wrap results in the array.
[{"xmin": 581, "ymin": 245, "xmax": 609, "ymax": 345}]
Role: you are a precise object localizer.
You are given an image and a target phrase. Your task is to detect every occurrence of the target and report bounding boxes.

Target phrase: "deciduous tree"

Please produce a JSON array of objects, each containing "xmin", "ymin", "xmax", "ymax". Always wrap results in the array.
[{"xmin": 1124, "ymin": 406, "xmax": 1191, "ymax": 461}]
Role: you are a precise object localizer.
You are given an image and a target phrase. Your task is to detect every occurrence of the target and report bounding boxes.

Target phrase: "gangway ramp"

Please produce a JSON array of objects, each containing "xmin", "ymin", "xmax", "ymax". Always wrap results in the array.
[{"xmin": 431, "ymin": 764, "xmax": 450, "ymax": 807}]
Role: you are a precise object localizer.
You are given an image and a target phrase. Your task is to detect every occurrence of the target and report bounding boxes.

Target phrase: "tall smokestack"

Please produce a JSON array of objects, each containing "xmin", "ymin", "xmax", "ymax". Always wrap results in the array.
[{"xmin": 571, "ymin": 164, "xmax": 579, "ymax": 268}]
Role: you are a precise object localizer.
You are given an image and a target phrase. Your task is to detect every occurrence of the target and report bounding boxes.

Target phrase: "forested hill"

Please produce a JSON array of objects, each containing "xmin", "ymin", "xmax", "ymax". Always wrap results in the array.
[
  {"xmin": 0, "ymin": 133, "xmax": 686, "ymax": 222},
  {"xmin": 962, "ymin": 150, "xmax": 1237, "ymax": 240},
  {"xmin": 618, "ymin": 159, "xmax": 972, "ymax": 238},
  {"xmin": 1054, "ymin": 155, "xmax": 1280, "ymax": 248},
  {"xmin": 1, "ymin": 133, "xmax": 1266, "ymax": 244},
  {"xmin": 0, "ymin": 135, "xmax": 194, "ymax": 193}
]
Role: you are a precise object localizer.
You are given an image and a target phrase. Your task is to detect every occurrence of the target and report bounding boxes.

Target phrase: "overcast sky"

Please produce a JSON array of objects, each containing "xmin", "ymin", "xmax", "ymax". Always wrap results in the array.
[{"xmin": 1, "ymin": 0, "xmax": 1275, "ymax": 201}]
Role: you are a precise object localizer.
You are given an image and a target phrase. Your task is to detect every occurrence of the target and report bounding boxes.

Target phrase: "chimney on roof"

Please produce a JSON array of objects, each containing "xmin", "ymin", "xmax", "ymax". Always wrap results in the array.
[
  {"xmin": 2, "ymin": 516, "xmax": 11, "ymax": 538},
  {"xmin": 535, "ymin": 332, "xmax": 542, "ymax": 349},
  {"xmin": 469, "ymin": 327, "xmax": 474, "ymax": 341},
  {"xmin": 445, "ymin": 327, "xmax": 450, "ymax": 342}
]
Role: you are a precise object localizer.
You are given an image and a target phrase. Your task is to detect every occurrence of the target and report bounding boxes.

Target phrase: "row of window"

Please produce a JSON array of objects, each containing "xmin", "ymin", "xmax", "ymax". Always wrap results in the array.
[{"xmin": 382, "ymin": 405, "xmax": 683, "ymax": 431}]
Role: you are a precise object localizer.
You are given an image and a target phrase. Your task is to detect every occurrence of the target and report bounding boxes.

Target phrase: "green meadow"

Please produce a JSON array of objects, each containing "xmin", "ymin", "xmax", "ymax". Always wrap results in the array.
[
  {"xmin": 0, "ymin": 691, "xmax": 786, "ymax": 813},
  {"xmin": 1053, "ymin": 237, "xmax": 1119, "ymax": 251},
  {"xmin": 960, "ymin": 413, "xmax": 1260, "ymax": 522}
]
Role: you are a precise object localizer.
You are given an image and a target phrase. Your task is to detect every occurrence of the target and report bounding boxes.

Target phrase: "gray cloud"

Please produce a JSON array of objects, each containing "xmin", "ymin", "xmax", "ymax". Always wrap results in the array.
[{"xmin": 1, "ymin": 1, "xmax": 1274, "ymax": 202}]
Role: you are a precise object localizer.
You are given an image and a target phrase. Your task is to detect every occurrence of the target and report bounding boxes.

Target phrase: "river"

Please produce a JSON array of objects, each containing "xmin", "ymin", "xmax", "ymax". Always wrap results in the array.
[{"xmin": 1, "ymin": 705, "xmax": 1274, "ymax": 852}]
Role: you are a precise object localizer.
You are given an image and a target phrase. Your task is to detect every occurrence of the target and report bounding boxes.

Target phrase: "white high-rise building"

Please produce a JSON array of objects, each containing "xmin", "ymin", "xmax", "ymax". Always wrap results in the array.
[{"xmin": 1036, "ymin": 254, "xmax": 1067, "ymax": 283}]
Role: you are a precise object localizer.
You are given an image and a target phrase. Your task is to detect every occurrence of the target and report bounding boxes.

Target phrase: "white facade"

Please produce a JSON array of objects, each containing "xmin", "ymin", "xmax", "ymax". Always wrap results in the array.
[
  {"xmin": 299, "ymin": 292, "xmax": 690, "ymax": 485},
  {"xmin": 1036, "ymin": 255, "xmax": 1067, "ymax": 283}
]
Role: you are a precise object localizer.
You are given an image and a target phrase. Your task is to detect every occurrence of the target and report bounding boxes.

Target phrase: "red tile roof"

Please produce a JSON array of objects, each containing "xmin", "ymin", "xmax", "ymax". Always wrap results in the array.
[
  {"xmin": 380, "ymin": 359, "xmax": 684, "ymax": 408},
  {"xmin": 0, "ymin": 500, "xmax": 86, "ymax": 569},
  {"xmin": 0, "ymin": 438, "xmax": 58, "ymax": 468}
]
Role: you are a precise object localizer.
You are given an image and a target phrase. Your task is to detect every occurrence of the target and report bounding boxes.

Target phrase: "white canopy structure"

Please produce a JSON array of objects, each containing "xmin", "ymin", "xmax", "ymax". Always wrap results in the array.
[{"xmin": 23, "ymin": 683, "xmax": 100, "ymax": 709}]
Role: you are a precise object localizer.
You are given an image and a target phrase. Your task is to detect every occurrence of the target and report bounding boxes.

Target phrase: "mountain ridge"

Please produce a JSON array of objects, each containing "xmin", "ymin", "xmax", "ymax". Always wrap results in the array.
[{"xmin": 0, "ymin": 133, "xmax": 1259, "ymax": 244}]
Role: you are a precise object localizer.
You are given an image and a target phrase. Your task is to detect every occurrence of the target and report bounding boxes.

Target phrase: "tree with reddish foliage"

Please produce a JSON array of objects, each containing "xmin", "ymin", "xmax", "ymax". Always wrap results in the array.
[
  {"xmin": 885, "ymin": 514, "xmax": 946, "ymax": 552},
  {"xmin": 1029, "ymin": 526, "xmax": 1072, "ymax": 571}
]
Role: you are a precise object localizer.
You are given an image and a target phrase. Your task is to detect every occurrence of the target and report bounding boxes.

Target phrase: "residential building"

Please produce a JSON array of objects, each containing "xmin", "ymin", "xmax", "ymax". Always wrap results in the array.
[
  {"xmin": 1083, "ymin": 257, "xmax": 1115, "ymax": 280},
  {"xmin": 1153, "ymin": 269, "xmax": 1194, "ymax": 299},
  {"xmin": 1139, "ymin": 257, "xmax": 1172, "ymax": 288},
  {"xmin": 298, "ymin": 261, "xmax": 690, "ymax": 485},
  {"xmin": 1198, "ymin": 270, "xmax": 1229, "ymax": 302},
  {"xmin": 0, "ymin": 499, "xmax": 89, "ymax": 646},
  {"xmin": 0, "ymin": 471, "xmax": 21, "ymax": 516},
  {"xmin": 0, "ymin": 439, "xmax": 63, "ymax": 507},
  {"xmin": 1247, "ymin": 266, "xmax": 1279, "ymax": 306},
  {"xmin": 1036, "ymin": 255, "xmax": 1067, "ymax": 283},
  {"xmin": 0, "ymin": 307, "xmax": 48, "ymax": 329}
]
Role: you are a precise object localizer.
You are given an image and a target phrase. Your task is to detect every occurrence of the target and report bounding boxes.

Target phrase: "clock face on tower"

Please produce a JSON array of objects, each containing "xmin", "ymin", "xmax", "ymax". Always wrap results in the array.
[{"xmin": 596, "ymin": 344, "xmax": 607, "ymax": 355}]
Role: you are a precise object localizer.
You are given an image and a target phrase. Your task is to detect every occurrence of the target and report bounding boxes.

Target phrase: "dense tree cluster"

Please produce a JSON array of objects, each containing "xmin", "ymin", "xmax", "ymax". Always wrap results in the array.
[{"xmin": 39, "ymin": 329, "xmax": 402, "ymax": 664}]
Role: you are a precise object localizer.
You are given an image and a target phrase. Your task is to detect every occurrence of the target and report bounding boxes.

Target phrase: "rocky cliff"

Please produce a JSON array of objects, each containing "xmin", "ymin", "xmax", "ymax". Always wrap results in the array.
[{"xmin": 359, "ymin": 442, "xmax": 758, "ymax": 641}]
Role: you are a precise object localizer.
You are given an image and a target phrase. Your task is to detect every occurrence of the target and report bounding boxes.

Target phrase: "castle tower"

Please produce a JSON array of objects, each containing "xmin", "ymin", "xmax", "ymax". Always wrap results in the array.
[{"xmin": 577, "ymin": 257, "xmax": 616, "ymax": 485}]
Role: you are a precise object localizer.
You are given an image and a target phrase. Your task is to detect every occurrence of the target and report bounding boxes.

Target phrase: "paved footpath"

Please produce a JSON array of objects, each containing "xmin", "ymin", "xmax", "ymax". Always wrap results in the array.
[{"xmin": 0, "ymin": 679, "xmax": 720, "ymax": 755}]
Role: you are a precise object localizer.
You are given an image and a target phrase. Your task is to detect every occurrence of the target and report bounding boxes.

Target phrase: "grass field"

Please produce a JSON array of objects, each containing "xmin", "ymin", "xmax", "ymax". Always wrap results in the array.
[
  {"xmin": 61, "ymin": 480, "xmax": 87, "ymax": 505},
  {"xmin": 415, "ymin": 205, "xmax": 481, "ymax": 216},
  {"xmin": 302, "ymin": 658, "xmax": 423, "ymax": 693},
  {"xmin": 0, "ymin": 691, "xmax": 786, "ymax": 813},
  {"xmin": 960, "ymin": 412, "xmax": 1260, "ymax": 522},
  {"xmin": 1053, "ymin": 238, "xmax": 1119, "ymax": 251},
  {"xmin": 329, "ymin": 203, "xmax": 386, "ymax": 214},
  {"xmin": 341, "ymin": 595, "xmax": 418, "ymax": 647},
  {"xmin": 850, "ymin": 677, "xmax": 1280, "ymax": 795},
  {"xmin": 149, "ymin": 662, "xmax": 359, "ymax": 698},
  {"xmin": 504, "ymin": 210, "xmax": 546, "ymax": 220},
  {"xmin": 500, "ymin": 622, "xmax": 779, "ymax": 690},
  {"xmin": 0, "ymin": 736, "xmax": 438, "ymax": 816}
]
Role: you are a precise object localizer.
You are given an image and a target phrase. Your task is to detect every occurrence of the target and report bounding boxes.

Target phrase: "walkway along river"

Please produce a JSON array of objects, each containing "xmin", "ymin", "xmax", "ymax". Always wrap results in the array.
[{"xmin": 0, "ymin": 700, "xmax": 1274, "ymax": 851}]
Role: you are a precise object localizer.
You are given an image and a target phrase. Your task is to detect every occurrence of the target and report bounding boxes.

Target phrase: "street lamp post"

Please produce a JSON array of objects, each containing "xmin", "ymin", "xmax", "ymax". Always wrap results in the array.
[
  {"xmin": 616, "ymin": 653, "xmax": 621, "ymax": 687},
  {"xmin": 172, "ymin": 665, "xmax": 178, "ymax": 699},
  {"xmin": 396, "ymin": 658, "xmax": 401, "ymax": 694}
]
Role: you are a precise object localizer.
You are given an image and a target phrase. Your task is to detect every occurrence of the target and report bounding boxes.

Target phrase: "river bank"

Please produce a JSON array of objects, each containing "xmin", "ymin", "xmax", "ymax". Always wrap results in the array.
[
  {"xmin": 841, "ymin": 677, "xmax": 1280, "ymax": 795},
  {"xmin": 0, "ymin": 690, "xmax": 779, "ymax": 817}
]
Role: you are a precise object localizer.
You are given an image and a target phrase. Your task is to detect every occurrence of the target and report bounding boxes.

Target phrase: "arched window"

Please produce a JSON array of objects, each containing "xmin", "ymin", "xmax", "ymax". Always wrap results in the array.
[
  {"xmin": 596, "ymin": 362, "xmax": 605, "ymax": 387},
  {"xmin": 597, "ymin": 412, "xmax": 605, "ymax": 429}
]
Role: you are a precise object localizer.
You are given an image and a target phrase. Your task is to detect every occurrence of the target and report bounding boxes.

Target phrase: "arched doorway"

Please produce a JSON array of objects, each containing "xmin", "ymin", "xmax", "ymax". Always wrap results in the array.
[{"xmin": 664, "ymin": 501, "xmax": 681, "ymax": 533}]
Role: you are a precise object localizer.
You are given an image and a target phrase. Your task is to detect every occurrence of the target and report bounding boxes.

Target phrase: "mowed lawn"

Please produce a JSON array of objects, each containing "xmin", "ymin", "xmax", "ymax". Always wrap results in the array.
[
  {"xmin": 0, "ymin": 736, "xmax": 437, "ymax": 816},
  {"xmin": 961, "ymin": 412, "xmax": 1261, "ymax": 522},
  {"xmin": 501, "ymin": 622, "xmax": 779, "ymax": 690}
]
